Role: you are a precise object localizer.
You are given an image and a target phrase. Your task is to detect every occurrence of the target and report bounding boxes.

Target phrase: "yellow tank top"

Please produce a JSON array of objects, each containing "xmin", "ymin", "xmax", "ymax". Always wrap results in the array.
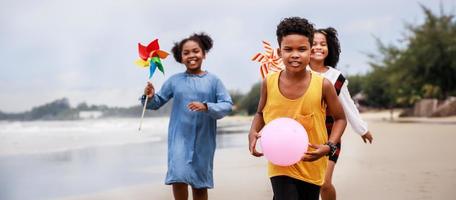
[{"xmin": 263, "ymin": 70, "xmax": 328, "ymax": 186}]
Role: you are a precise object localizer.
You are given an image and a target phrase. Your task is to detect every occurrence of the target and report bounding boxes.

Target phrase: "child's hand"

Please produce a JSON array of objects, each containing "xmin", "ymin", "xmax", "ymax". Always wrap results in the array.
[
  {"xmin": 187, "ymin": 102, "xmax": 208, "ymax": 112},
  {"xmin": 248, "ymin": 131, "xmax": 263, "ymax": 157},
  {"xmin": 361, "ymin": 131, "xmax": 373, "ymax": 144},
  {"xmin": 301, "ymin": 143, "xmax": 329, "ymax": 162},
  {"xmin": 144, "ymin": 82, "xmax": 155, "ymax": 98}
]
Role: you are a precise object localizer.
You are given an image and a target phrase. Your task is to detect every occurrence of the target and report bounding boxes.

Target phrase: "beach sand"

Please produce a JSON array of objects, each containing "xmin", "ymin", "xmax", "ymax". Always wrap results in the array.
[{"xmin": 56, "ymin": 111, "xmax": 456, "ymax": 200}]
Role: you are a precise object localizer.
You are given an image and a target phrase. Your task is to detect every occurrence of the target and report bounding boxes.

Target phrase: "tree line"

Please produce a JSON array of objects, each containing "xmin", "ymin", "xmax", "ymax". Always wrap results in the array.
[
  {"xmin": 349, "ymin": 5, "xmax": 456, "ymax": 108},
  {"xmin": 2, "ymin": 5, "xmax": 454, "ymax": 120},
  {"xmin": 234, "ymin": 5, "xmax": 456, "ymax": 113},
  {"xmin": 0, "ymin": 98, "xmax": 172, "ymax": 121}
]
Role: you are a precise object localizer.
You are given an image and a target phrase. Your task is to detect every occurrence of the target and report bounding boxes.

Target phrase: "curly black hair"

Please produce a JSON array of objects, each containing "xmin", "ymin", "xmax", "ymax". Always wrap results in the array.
[
  {"xmin": 171, "ymin": 32, "xmax": 213, "ymax": 63},
  {"xmin": 315, "ymin": 27, "xmax": 341, "ymax": 68},
  {"xmin": 276, "ymin": 17, "xmax": 315, "ymax": 47}
]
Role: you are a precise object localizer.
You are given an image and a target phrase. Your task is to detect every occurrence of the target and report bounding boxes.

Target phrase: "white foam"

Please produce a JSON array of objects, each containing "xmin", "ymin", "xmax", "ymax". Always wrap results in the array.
[{"xmin": 0, "ymin": 117, "xmax": 170, "ymax": 155}]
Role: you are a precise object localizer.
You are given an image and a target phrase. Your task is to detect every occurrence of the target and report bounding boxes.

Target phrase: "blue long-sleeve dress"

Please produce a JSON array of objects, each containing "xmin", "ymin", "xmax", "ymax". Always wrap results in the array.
[{"xmin": 141, "ymin": 71, "xmax": 232, "ymax": 189}]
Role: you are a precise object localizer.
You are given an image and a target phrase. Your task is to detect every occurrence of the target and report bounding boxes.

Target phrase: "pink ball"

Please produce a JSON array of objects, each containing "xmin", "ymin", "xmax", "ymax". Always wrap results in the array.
[{"xmin": 260, "ymin": 117, "xmax": 309, "ymax": 166}]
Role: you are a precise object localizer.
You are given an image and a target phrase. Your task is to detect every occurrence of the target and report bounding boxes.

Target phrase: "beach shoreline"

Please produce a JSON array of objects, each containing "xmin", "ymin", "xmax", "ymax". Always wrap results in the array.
[
  {"xmin": 53, "ymin": 111, "xmax": 456, "ymax": 200},
  {"xmin": 1, "ymin": 111, "xmax": 456, "ymax": 199}
]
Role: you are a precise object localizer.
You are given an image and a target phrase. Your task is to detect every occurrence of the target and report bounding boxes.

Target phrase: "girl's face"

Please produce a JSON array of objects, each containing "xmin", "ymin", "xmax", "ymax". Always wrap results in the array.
[
  {"xmin": 311, "ymin": 32, "xmax": 328, "ymax": 62},
  {"xmin": 181, "ymin": 40, "xmax": 205, "ymax": 72},
  {"xmin": 278, "ymin": 34, "xmax": 311, "ymax": 72}
]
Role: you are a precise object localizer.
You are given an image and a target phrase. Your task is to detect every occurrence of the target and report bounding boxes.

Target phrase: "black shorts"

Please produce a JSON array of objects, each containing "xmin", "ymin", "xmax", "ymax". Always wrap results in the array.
[{"xmin": 270, "ymin": 176, "xmax": 320, "ymax": 200}]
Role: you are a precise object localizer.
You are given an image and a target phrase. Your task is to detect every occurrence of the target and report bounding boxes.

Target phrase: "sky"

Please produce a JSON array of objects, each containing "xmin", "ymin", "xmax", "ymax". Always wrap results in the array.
[{"xmin": 1, "ymin": 0, "xmax": 455, "ymax": 112}]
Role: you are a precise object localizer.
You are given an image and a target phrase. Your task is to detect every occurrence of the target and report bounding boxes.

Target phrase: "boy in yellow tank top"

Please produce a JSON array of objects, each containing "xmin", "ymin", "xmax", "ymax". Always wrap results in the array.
[{"xmin": 248, "ymin": 17, "xmax": 347, "ymax": 200}]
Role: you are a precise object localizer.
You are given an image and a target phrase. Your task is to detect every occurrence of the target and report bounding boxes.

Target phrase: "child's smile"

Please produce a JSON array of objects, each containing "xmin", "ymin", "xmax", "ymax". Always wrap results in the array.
[
  {"xmin": 311, "ymin": 32, "xmax": 328, "ymax": 61},
  {"xmin": 181, "ymin": 40, "xmax": 205, "ymax": 72},
  {"xmin": 278, "ymin": 34, "xmax": 311, "ymax": 72},
  {"xmin": 289, "ymin": 60, "xmax": 303, "ymax": 67}
]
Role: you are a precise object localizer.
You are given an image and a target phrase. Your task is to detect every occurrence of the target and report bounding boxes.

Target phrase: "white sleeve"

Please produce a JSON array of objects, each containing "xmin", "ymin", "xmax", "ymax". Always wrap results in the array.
[{"xmin": 338, "ymin": 81, "xmax": 369, "ymax": 136}]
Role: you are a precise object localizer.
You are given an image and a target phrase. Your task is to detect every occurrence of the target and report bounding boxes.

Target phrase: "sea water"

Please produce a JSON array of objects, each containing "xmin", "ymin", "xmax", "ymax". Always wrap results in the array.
[{"xmin": 0, "ymin": 117, "xmax": 249, "ymax": 200}]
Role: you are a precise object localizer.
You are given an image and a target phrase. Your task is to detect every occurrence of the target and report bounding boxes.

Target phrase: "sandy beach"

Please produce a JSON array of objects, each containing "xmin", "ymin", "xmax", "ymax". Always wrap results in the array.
[
  {"xmin": 43, "ymin": 111, "xmax": 456, "ymax": 200},
  {"xmin": 1, "ymin": 112, "xmax": 455, "ymax": 199}
]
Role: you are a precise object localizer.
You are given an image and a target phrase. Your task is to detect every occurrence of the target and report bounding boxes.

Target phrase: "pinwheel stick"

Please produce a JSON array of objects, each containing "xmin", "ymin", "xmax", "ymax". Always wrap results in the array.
[
  {"xmin": 135, "ymin": 39, "xmax": 169, "ymax": 131},
  {"xmin": 138, "ymin": 94, "xmax": 149, "ymax": 131}
]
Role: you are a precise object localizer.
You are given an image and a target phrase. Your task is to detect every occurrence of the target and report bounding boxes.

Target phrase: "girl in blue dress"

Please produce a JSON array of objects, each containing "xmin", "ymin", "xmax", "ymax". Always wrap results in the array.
[{"xmin": 141, "ymin": 33, "xmax": 232, "ymax": 200}]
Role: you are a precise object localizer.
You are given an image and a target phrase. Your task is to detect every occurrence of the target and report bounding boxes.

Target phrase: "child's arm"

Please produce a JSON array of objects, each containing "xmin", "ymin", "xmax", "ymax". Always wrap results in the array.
[
  {"xmin": 324, "ymin": 78, "xmax": 347, "ymax": 144},
  {"xmin": 141, "ymin": 79, "xmax": 173, "ymax": 110},
  {"xmin": 303, "ymin": 79, "xmax": 347, "ymax": 161},
  {"xmin": 248, "ymin": 80, "xmax": 267, "ymax": 157},
  {"xmin": 201, "ymin": 78, "xmax": 233, "ymax": 119},
  {"xmin": 338, "ymin": 82, "xmax": 373, "ymax": 143}
]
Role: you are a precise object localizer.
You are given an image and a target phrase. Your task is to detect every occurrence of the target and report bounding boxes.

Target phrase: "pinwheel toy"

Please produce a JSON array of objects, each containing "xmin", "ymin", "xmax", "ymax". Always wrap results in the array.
[
  {"xmin": 135, "ymin": 39, "xmax": 169, "ymax": 131},
  {"xmin": 135, "ymin": 39, "xmax": 169, "ymax": 78},
  {"xmin": 251, "ymin": 41, "xmax": 284, "ymax": 79}
]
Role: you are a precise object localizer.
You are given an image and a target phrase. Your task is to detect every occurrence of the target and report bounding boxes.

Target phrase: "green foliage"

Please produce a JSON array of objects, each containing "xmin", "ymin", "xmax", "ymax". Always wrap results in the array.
[
  {"xmin": 25, "ymin": 98, "xmax": 77, "ymax": 120},
  {"xmin": 76, "ymin": 102, "xmax": 89, "ymax": 110},
  {"xmin": 229, "ymin": 90, "xmax": 245, "ymax": 115},
  {"xmin": 239, "ymin": 82, "xmax": 261, "ymax": 115},
  {"xmin": 397, "ymin": 5, "xmax": 456, "ymax": 99},
  {"xmin": 421, "ymin": 84, "xmax": 442, "ymax": 98},
  {"xmin": 346, "ymin": 75, "xmax": 364, "ymax": 96},
  {"xmin": 363, "ymin": 4, "xmax": 456, "ymax": 107},
  {"xmin": 0, "ymin": 97, "xmax": 172, "ymax": 121},
  {"xmin": 363, "ymin": 67, "xmax": 395, "ymax": 107}
]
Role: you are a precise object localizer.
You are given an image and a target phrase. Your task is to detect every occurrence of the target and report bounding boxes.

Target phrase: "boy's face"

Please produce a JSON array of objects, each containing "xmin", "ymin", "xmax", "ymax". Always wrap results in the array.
[
  {"xmin": 278, "ymin": 34, "xmax": 311, "ymax": 72},
  {"xmin": 181, "ymin": 40, "xmax": 205, "ymax": 70}
]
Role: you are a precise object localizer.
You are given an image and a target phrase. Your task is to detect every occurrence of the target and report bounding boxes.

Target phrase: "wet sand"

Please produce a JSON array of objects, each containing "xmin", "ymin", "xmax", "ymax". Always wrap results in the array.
[{"xmin": 54, "ymin": 112, "xmax": 456, "ymax": 200}]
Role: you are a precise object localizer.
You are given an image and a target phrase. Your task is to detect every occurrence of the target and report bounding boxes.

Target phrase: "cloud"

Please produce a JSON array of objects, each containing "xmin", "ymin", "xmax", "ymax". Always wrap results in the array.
[{"xmin": 1, "ymin": 0, "xmax": 454, "ymax": 112}]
